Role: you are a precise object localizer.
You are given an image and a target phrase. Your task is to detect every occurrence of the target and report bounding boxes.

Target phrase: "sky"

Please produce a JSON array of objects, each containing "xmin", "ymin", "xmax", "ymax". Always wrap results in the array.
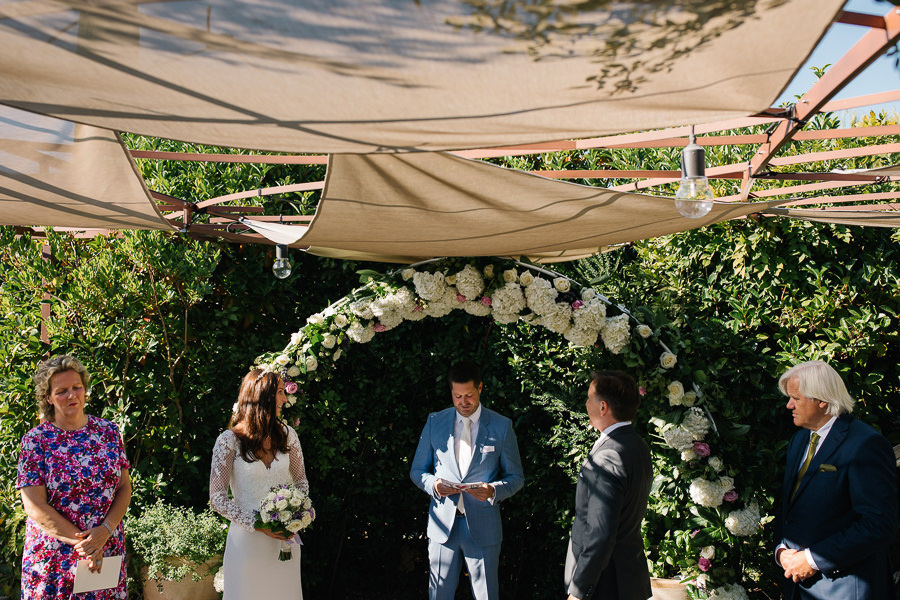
[{"xmin": 775, "ymin": 0, "xmax": 900, "ymax": 121}]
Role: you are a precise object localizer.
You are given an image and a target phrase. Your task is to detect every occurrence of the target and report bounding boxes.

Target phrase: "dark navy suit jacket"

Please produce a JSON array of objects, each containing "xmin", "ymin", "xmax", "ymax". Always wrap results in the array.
[{"xmin": 776, "ymin": 414, "xmax": 897, "ymax": 599}]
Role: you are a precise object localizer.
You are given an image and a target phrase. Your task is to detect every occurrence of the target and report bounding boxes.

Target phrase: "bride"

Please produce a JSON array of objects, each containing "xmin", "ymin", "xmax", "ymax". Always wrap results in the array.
[{"xmin": 210, "ymin": 369, "xmax": 309, "ymax": 599}]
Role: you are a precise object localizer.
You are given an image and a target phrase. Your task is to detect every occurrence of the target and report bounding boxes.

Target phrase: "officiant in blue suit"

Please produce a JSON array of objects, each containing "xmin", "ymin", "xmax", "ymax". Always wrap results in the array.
[
  {"xmin": 775, "ymin": 360, "xmax": 897, "ymax": 600},
  {"xmin": 410, "ymin": 360, "xmax": 524, "ymax": 600}
]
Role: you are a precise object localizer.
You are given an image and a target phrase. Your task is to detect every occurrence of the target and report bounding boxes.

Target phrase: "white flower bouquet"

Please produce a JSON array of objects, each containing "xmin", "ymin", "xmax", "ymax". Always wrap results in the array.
[{"xmin": 254, "ymin": 483, "xmax": 316, "ymax": 561}]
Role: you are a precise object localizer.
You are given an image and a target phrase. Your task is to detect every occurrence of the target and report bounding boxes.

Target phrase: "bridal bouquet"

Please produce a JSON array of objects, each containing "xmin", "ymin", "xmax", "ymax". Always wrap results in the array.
[{"xmin": 255, "ymin": 483, "xmax": 316, "ymax": 561}]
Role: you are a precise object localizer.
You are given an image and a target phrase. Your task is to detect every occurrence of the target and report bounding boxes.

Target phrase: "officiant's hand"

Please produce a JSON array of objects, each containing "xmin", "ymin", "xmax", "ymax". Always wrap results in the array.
[
  {"xmin": 257, "ymin": 527, "xmax": 293, "ymax": 541},
  {"xmin": 434, "ymin": 479, "xmax": 461, "ymax": 497},
  {"xmin": 74, "ymin": 525, "xmax": 110, "ymax": 559},
  {"xmin": 86, "ymin": 548, "xmax": 104, "ymax": 573},
  {"xmin": 464, "ymin": 483, "xmax": 495, "ymax": 502}
]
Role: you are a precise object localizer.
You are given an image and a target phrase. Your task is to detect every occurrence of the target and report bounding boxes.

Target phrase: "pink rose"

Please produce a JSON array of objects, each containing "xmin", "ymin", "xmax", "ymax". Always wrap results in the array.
[
  {"xmin": 293, "ymin": 418, "xmax": 300, "ymax": 427},
  {"xmin": 456, "ymin": 293, "xmax": 467, "ymax": 303},
  {"xmin": 698, "ymin": 558, "xmax": 711, "ymax": 572},
  {"xmin": 693, "ymin": 442, "xmax": 711, "ymax": 457},
  {"xmin": 571, "ymin": 300, "xmax": 585, "ymax": 309},
  {"xmin": 413, "ymin": 305, "xmax": 423, "ymax": 312},
  {"xmin": 374, "ymin": 323, "xmax": 387, "ymax": 332},
  {"xmin": 481, "ymin": 296, "xmax": 493, "ymax": 306},
  {"xmin": 638, "ymin": 386, "xmax": 647, "ymax": 396},
  {"xmin": 723, "ymin": 489, "xmax": 738, "ymax": 502},
  {"xmin": 284, "ymin": 381, "xmax": 298, "ymax": 394}
]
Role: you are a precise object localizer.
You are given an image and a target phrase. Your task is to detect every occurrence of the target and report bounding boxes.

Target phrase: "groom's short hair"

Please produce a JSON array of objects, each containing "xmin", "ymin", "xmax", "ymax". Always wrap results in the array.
[
  {"xmin": 591, "ymin": 370, "xmax": 640, "ymax": 421},
  {"xmin": 448, "ymin": 361, "xmax": 482, "ymax": 387}
]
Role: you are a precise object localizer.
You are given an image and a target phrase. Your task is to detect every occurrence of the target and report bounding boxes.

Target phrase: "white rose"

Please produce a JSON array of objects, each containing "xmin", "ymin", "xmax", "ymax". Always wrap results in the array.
[
  {"xmin": 286, "ymin": 365, "xmax": 301, "ymax": 378},
  {"xmin": 322, "ymin": 334, "xmax": 336, "ymax": 349},
  {"xmin": 482, "ymin": 265, "xmax": 494, "ymax": 278},
  {"xmin": 300, "ymin": 513, "xmax": 312, "ymax": 527},
  {"xmin": 305, "ymin": 356, "xmax": 318, "ymax": 372},
  {"xmin": 275, "ymin": 355, "xmax": 291, "ymax": 366},
  {"xmin": 275, "ymin": 499, "xmax": 288, "ymax": 511},
  {"xmin": 700, "ymin": 545, "xmax": 715, "ymax": 560},
  {"xmin": 265, "ymin": 501, "xmax": 276, "ymax": 512},
  {"xmin": 636, "ymin": 324, "xmax": 652, "ymax": 338},
  {"xmin": 708, "ymin": 456, "xmax": 724, "ymax": 472},
  {"xmin": 303, "ymin": 498, "xmax": 312, "ymax": 510},
  {"xmin": 260, "ymin": 511, "xmax": 270, "ymax": 523},
  {"xmin": 307, "ymin": 313, "xmax": 325, "ymax": 325},
  {"xmin": 290, "ymin": 332, "xmax": 304, "ymax": 346},
  {"xmin": 502, "ymin": 269, "xmax": 518, "ymax": 283},
  {"xmin": 580, "ymin": 287, "xmax": 596, "ymax": 301},
  {"xmin": 333, "ymin": 349, "xmax": 343, "ymax": 361},
  {"xmin": 682, "ymin": 391, "xmax": 698, "ymax": 407},
  {"xmin": 286, "ymin": 394, "xmax": 297, "ymax": 406},
  {"xmin": 286, "ymin": 520, "xmax": 304, "ymax": 533},
  {"xmin": 401, "ymin": 268, "xmax": 415, "ymax": 281},
  {"xmin": 519, "ymin": 271, "xmax": 534, "ymax": 286},
  {"xmin": 334, "ymin": 314, "xmax": 349, "ymax": 328},
  {"xmin": 668, "ymin": 381, "xmax": 685, "ymax": 403},
  {"xmin": 553, "ymin": 277, "xmax": 571, "ymax": 292},
  {"xmin": 660, "ymin": 352, "xmax": 678, "ymax": 369},
  {"xmin": 681, "ymin": 448, "xmax": 698, "ymax": 461}
]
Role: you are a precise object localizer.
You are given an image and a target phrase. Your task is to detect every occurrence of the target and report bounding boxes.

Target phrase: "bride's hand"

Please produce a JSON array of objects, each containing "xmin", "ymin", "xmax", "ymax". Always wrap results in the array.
[{"xmin": 256, "ymin": 527, "xmax": 292, "ymax": 541}]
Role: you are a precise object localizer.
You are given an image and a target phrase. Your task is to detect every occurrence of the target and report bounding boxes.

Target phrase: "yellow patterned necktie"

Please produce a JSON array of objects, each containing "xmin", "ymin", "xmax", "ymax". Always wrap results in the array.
[{"xmin": 790, "ymin": 432, "xmax": 820, "ymax": 501}]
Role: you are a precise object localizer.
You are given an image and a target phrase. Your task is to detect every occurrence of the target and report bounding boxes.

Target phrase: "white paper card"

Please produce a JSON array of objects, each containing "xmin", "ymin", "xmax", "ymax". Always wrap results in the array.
[{"xmin": 73, "ymin": 555, "xmax": 123, "ymax": 593}]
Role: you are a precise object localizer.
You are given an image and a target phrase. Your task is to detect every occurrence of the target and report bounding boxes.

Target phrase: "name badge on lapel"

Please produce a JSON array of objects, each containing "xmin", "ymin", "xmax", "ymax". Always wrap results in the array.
[{"xmin": 482, "ymin": 445, "xmax": 495, "ymax": 453}]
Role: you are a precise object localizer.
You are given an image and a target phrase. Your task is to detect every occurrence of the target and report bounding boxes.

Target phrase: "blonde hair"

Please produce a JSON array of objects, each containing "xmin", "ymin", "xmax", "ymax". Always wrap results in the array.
[
  {"xmin": 34, "ymin": 355, "xmax": 90, "ymax": 421},
  {"xmin": 778, "ymin": 360, "xmax": 854, "ymax": 417}
]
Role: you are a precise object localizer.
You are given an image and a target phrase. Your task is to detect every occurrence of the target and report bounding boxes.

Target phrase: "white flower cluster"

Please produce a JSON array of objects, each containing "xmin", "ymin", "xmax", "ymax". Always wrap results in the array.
[
  {"xmin": 258, "ymin": 484, "xmax": 316, "ymax": 534},
  {"xmin": 689, "ymin": 476, "xmax": 734, "ymax": 508},
  {"xmin": 682, "ymin": 407, "xmax": 710, "ymax": 440},
  {"xmin": 214, "ymin": 567, "xmax": 224, "ymax": 593},
  {"xmin": 601, "ymin": 313, "xmax": 631, "ymax": 354},
  {"xmin": 709, "ymin": 583, "xmax": 750, "ymax": 600},
  {"xmin": 454, "ymin": 264, "xmax": 485, "ymax": 300},
  {"xmin": 725, "ymin": 502, "xmax": 760, "ymax": 537},
  {"xmin": 663, "ymin": 426, "xmax": 695, "ymax": 452}
]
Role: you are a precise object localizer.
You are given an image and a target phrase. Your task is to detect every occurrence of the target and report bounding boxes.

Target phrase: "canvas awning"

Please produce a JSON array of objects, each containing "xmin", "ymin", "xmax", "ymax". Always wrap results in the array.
[{"xmin": 0, "ymin": 0, "xmax": 843, "ymax": 153}]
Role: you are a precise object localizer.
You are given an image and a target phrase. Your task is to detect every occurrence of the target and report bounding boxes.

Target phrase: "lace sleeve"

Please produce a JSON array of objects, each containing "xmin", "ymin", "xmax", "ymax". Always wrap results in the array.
[
  {"xmin": 286, "ymin": 427, "xmax": 310, "ymax": 495},
  {"xmin": 209, "ymin": 431, "xmax": 256, "ymax": 531}
]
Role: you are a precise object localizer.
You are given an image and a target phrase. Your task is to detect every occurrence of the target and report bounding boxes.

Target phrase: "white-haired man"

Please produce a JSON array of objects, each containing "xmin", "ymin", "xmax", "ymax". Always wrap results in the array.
[{"xmin": 775, "ymin": 360, "xmax": 897, "ymax": 599}]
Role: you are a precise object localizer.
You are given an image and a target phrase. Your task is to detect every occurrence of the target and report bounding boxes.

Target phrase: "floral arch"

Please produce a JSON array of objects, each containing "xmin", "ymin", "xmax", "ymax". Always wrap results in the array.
[{"xmin": 254, "ymin": 257, "xmax": 760, "ymax": 599}]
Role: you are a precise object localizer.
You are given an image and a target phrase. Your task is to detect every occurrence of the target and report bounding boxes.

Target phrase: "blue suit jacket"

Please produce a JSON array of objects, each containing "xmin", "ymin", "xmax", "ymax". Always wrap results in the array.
[
  {"xmin": 409, "ymin": 406, "xmax": 524, "ymax": 547},
  {"xmin": 776, "ymin": 414, "xmax": 897, "ymax": 599}
]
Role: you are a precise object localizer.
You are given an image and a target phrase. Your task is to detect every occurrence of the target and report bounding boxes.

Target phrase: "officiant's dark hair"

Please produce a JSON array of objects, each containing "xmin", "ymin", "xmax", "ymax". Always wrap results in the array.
[
  {"xmin": 590, "ymin": 370, "xmax": 640, "ymax": 421},
  {"xmin": 231, "ymin": 369, "xmax": 289, "ymax": 463},
  {"xmin": 448, "ymin": 360, "xmax": 482, "ymax": 387}
]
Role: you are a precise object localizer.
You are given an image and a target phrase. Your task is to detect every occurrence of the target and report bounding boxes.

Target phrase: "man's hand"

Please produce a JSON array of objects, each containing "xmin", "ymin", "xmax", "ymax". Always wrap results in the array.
[
  {"xmin": 434, "ymin": 479, "xmax": 462, "ymax": 497},
  {"xmin": 567, "ymin": 594, "xmax": 581, "ymax": 600},
  {"xmin": 781, "ymin": 549, "xmax": 817, "ymax": 582},
  {"xmin": 464, "ymin": 483, "xmax": 496, "ymax": 502}
]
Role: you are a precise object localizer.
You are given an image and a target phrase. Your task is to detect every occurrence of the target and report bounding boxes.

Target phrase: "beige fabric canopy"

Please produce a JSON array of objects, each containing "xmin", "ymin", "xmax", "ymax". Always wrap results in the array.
[
  {"xmin": 0, "ymin": 105, "xmax": 171, "ymax": 229},
  {"xmin": 0, "ymin": 0, "xmax": 842, "ymax": 153},
  {"xmin": 285, "ymin": 152, "xmax": 790, "ymax": 262},
  {"xmin": 764, "ymin": 207, "xmax": 900, "ymax": 228}
]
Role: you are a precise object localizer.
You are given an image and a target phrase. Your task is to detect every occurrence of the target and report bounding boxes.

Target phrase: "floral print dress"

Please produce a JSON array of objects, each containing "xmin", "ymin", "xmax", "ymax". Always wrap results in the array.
[{"xmin": 16, "ymin": 416, "xmax": 130, "ymax": 600}]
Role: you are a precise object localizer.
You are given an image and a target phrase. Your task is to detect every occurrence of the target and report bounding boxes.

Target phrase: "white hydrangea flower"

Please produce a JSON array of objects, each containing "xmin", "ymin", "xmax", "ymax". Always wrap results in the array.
[
  {"xmin": 540, "ymin": 305, "xmax": 573, "ymax": 334},
  {"xmin": 660, "ymin": 351, "xmax": 678, "ymax": 369},
  {"xmin": 376, "ymin": 310, "xmax": 404, "ymax": 331},
  {"xmin": 502, "ymin": 269, "xmax": 518, "ymax": 283},
  {"xmin": 519, "ymin": 271, "xmax": 534, "ymax": 286},
  {"xmin": 446, "ymin": 273, "xmax": 457, "ymax": 285},
  {"xmin": 683, "ymin": 407, "xmax": 710, "ymax": 440},
  {"xmin": 689, "ymin": 477, "xmax": 733, "ymax": 508},
  {"xmin": 709, "ymin": 584, "xmax": 750, "ymax": 600},
  {"xmin": 564, "ymin": 326, "xmax": 599, "ymax": 347},
  {"xmin": 725, "ymin": 502, "xmax": 760, "ymax": 537},
  {"xmin": 455, "ymin": 264, "xmax": 485, "ymax": 300},
  {"xmin": 581, "ymin": 287, "xmax": 596, "ymax": 301},
  {"xmin": 601, "ymin": 314, "xmax": 631, "ymax": 354},
  {"xmin": 708, "ymin": 456, "xmax": 724, "ymax": 472},
  {"xmin": 492, "ymin": 283, "xmax": 527, "ymax": 315},
  {"xmin": 424, "ymin": 287, "xmax": 459, "ymax": 318},
  {"xmin": 347, "ymin": 321, "xmax": 375, "ymax": 343},
  {"xmin": 524, "ymin": 278, "xmax": 558, "ymax": 315},
  {"xmin": 349, "ymin": 298, "xmax": 375, "ymax": 320},
  {"xmin": 404, "ymin": 307, "xmax": 428, "ymax": 321},
  {"xmin": 662, "ymin": 426, "xmax": 694, "ymax": 452},
  {"xmin": 214, "ymin": 567, "xmax": 224, "ymax": 593},
  {"xmin": 572, "ymin": 298, "xmax": 607, "ymax": 331},
  {"xmin": 668, "ymin": 381, "xmax": 685, "ymax": 404},
  {"xmin": 286, "ymin": 366, "xmax": 301, "ymax": 378},
  {"xmin": 463, "ymin": 301, "xmax": 492, "ymax": 317},
  {"xmin": 413, "ymin": 271, "xmax": 446, "ymax": 301},
  {"xmin": 636, "ymin": 324, "xmax": 653, "ymax": 338},
  {"xmin": 492, "ymin": 311, "xmax": 520, "ymax": 324},
  {"xmin": 553, "ymin": 277, "xmax": 571, "ymax": 292}
]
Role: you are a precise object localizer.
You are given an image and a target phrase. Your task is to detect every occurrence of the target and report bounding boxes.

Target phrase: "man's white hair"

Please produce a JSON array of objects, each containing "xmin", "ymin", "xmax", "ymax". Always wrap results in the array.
[{"xmin": 778, "ymin": 360, "xmax": 854, "ymax": 417}]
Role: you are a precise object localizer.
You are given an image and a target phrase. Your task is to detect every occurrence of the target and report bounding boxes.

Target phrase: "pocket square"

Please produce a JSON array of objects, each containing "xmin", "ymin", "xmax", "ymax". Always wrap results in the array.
[
  {"xmin": 817, "ymin": 464, "xmax": 837, "ymax": 472},
  {"xmin": 482, "ymin": 445, "xmax": 495, "ymax": 453}
]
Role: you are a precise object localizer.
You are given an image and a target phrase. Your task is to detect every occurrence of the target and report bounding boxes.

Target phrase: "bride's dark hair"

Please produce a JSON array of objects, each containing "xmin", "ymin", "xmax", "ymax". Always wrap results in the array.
[{"xmin": 230, "ymin": 369, "xmax": 289, "ymax": 463}]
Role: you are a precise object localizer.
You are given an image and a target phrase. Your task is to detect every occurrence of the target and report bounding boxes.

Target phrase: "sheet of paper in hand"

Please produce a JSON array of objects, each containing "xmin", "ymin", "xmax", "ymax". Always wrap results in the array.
[
  {"xmin": 73, "ymin": 555, "xmax": 123, "ymax": 593},
  {"xmin": 448, "ymin": 482, "xmax": 484, "ymax": 490}
]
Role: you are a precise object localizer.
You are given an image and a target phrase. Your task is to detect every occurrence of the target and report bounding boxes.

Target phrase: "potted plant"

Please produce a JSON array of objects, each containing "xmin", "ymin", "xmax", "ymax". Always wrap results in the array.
[{"xmin": 127, "ymin": 500, "xmax": 227, "ymax": 600}]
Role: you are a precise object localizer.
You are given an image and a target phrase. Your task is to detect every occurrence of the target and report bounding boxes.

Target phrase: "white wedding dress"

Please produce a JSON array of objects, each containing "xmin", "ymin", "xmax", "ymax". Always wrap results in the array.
[{"xmin": 210, "ymin": 427, "xmax": 309, "ymax": 600}]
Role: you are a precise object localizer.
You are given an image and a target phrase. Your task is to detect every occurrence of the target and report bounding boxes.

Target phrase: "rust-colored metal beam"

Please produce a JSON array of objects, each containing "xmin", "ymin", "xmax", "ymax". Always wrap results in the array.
[{"xmin": 739, "ymin": 6, "xmax": 900, "ymax": 199}]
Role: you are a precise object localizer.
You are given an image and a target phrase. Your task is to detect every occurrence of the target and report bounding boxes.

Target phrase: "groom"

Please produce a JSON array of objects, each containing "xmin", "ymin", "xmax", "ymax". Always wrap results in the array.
[{"xmin": 410, "ymin": 360, "xmax": 524, "ymax": 600}]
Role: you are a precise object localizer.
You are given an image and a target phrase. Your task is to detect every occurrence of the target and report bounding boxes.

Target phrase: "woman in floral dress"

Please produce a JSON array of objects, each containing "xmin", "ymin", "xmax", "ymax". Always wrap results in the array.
[{"xmin": 17, "ymin": 355, "xmax": 131, "ymax": 599}]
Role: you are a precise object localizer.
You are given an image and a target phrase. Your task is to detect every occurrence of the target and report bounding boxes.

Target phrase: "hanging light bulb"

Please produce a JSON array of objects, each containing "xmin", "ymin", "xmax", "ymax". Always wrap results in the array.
[
  {"xmin": 674, "ymin": 130, "xmax": 714, "ymax": 219},
  {"xmin": 272, "ymin": 244, "xmax": 292, "ymax": 279}
]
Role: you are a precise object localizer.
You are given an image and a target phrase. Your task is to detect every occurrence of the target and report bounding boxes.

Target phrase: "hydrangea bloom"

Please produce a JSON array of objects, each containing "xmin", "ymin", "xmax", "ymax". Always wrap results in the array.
[{"xmin": 725, "ymin": 502, "xmax": 760, "ymax": 537}]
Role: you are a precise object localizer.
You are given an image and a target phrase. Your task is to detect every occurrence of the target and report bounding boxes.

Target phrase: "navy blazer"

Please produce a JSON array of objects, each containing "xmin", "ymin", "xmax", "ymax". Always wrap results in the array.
[
  {"xmin": 776, "ymin": 414, "xmax": 897, "ymax": 599},
  {"xmin": 409, "ymin": 406, "xmax": 524, "ymax": 547}
]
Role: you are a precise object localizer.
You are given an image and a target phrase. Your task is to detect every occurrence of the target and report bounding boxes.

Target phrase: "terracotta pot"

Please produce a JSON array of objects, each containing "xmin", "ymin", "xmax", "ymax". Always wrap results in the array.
[
  {"xmin": 141, "ymin": 556, "xmax": 221, "ymax": 600},
  {"xmin": 650, "ymin": 577, "xmax": 689, "ymax": 600}
]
